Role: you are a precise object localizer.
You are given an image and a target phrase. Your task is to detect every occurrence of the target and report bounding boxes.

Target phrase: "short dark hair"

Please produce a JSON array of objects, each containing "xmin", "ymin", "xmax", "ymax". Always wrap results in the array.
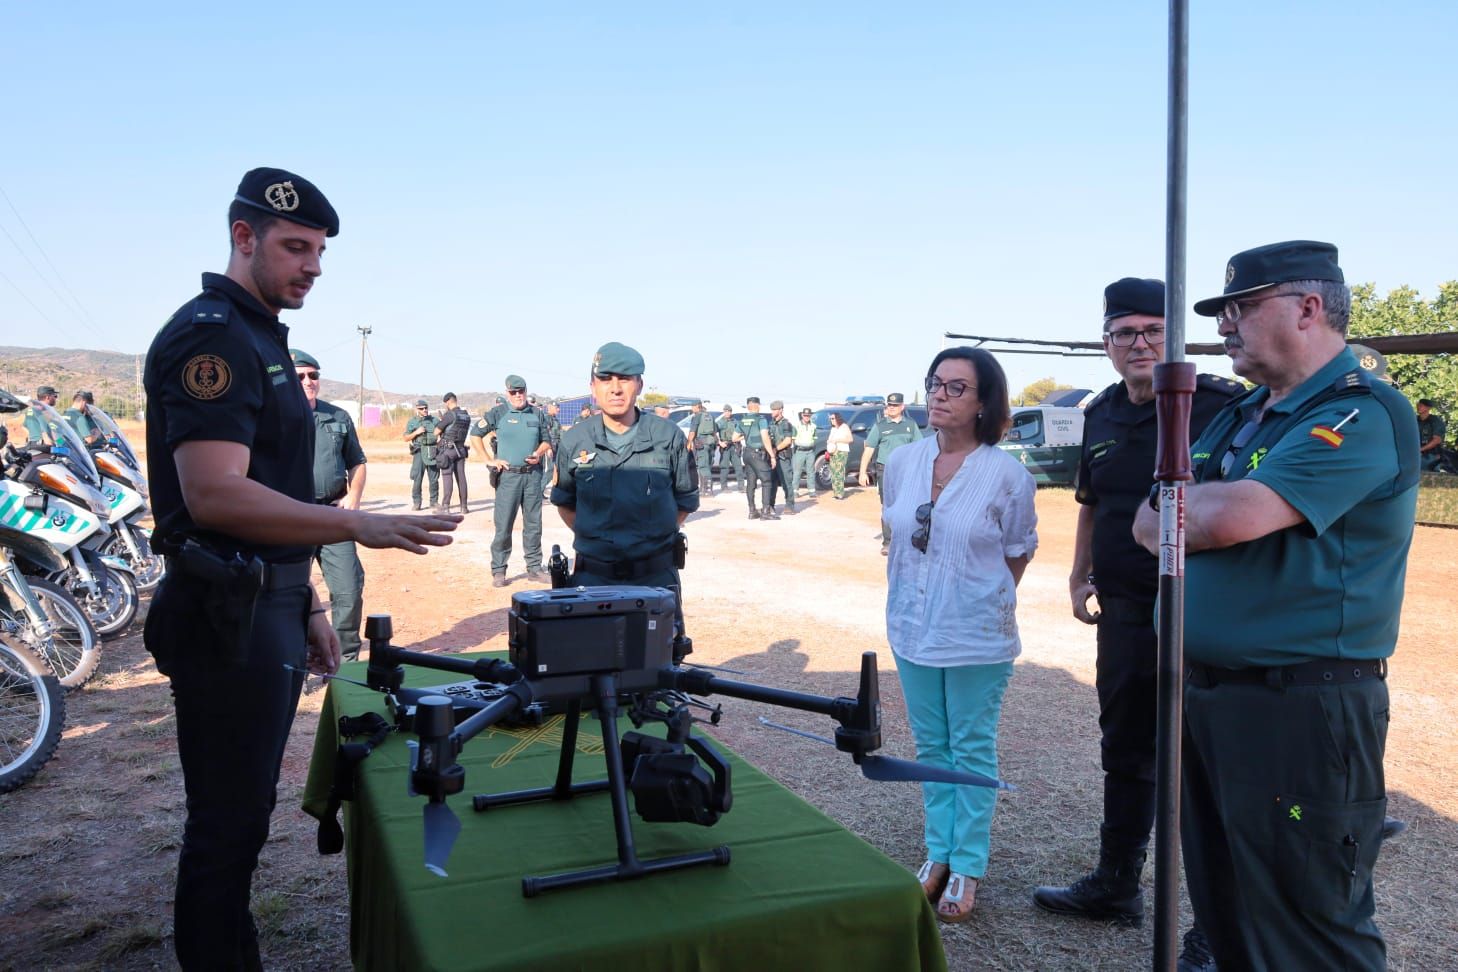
[
  {"xmin": 1418, "ymin": 398, "xmax": 1435, "ymax": 408},
  {"xmin": 925, "ymin": 346, "xmax": 1012, "ymax": 444},
  {"xmin": 227, "ymin": 200, "xmax": 280, "ymax": 248},
  {"xmin": 443, "ymin": 393, "xmax": 457, "ymax": 404}
]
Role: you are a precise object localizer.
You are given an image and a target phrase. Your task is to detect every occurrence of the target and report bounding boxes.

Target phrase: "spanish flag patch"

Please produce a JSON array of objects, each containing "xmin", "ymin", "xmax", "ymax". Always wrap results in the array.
[{"xmin": 1309, "ymin": 425, "xmax": 1344, "ymax": 448}]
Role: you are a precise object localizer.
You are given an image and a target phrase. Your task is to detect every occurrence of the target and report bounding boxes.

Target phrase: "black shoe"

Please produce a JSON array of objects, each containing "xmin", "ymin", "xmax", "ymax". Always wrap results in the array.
[
  {"xmin": 492, "ymin": 572, "xmax": 507, "ymax": 588},
  {"xmin": 748, "ymin": 509, "xmax": 761, "ymax": 520},
  {"xmin": 1032, "ymin": 852, "xmax": 1145, "ymax": 926},
  {"xmin": 1382, "ymin": 816, "xmax": 1408, "ymax": 840},
  {"xmin": 1176, "ymin": 926, "xmax": 1216, "ymax": 972}
]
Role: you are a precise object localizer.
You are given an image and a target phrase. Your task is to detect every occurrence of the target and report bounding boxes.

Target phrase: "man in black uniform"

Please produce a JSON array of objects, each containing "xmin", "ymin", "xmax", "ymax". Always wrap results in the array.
[
  {"xmin": 766, "ymin": 399, "xmax": 797, "ymax": 514},
  {"xmin": 1033, "ymin": 278, "xmax": 1238, "ymax": 970},
  {"xmin": 435, "ymin": 392, "xmax": 472, "ymax": 514},
  {"xmin": 737, "ymin": 396, "xmax": 777, "ymax": 519},
  {"xmin": 142, "ymin": 167, "xmax": 458, "ymax": 971}
]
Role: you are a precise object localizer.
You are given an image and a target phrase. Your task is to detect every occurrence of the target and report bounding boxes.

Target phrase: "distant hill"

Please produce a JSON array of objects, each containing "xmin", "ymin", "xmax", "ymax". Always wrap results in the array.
[{"xmin": 0, "ymin": 344, "xmax": 506, "ymax": 416}]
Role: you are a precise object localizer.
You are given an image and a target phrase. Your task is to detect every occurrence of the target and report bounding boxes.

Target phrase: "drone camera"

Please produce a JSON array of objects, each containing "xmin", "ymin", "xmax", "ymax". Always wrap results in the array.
[{"xmin": 622, "ymin": 731, "xmax": 731, "ymax": 826}]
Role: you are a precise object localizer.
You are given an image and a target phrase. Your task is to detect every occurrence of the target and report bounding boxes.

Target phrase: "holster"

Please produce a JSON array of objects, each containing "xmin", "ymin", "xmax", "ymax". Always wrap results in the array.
[{"xmin": 165, "ymin": 539, "xmax": 264, "ymax": 667}]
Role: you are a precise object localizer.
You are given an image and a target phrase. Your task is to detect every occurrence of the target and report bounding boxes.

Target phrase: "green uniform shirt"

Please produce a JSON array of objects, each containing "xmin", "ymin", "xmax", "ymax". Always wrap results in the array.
[
  {"xmin": 865, "ymin": 414, "xmax": 922, "ymax": 464},
  {"xmin": 1419, "ymin": 413, "xmax": 1446, "ymax": 448},
  {"xmin": 22, "ymin": 406, "xmax": 60, "ymax": 445},
  {"xmin": 63, "ymin": 407, "xmax": 99, "ymax": 444},
  {"xmin": 312, "ymin": 399, "xmax": 366, "ymax": 503},
  {"xmin": 736, "ymin": 413, "xmax": 771, "ymax": 450},
  {"xmin": 689, "ymin": 410, "xmax": 719, "ymax": 447},
  {"xmin": 715, "ymin": 415, "xmax": 737, "ymax": 443},
  {"xmin": 769, "ymin": 416, "xmax": 795, "ymax": 453},
  {"xmin": 551, "ymin": 411, "xmax": 698, "ymax": 562},
  {"xmin": 1184, "ymin": 348, "xmax": 1418, "ymax": 667},
  {"xmin": 471, "ymin": 404, "xmax": 551, "ymax": 466}
]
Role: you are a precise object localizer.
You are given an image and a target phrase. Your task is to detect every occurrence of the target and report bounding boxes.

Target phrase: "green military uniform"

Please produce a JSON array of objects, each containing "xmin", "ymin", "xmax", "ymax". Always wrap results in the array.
[
  {"xmin": 64, "ymin": 406, "xmax": 100, "ymax": 446},
  {"xmin": 688, "ymin": 407, "xmax": 719, "ymax": 492},
  {"xmin": 789, "ymin": 413, "xmax": 819, "ymax": 498},
  {"xmin": 472, "ymin": 390, "xmax": 556, "ymax": 577},
  {"xmin": 1418, "ymin": 410, "xmax": 1447, "ymax": 471},
  {"xmin": 307, "ymin": 386, "xmax": 368, "ymax": 659},
  {"xmin": 865, "ymin": 409, "xmax": 923, "ymax": 545},
  {"xmin": 1179, "ymin": 241, "xmax": 1420, "ymax": 971},
  {"xmin": 767, "ymin": 407, "xmax": 797, "ymax": 513},
  {"xmin": 715, "ymin": 409, "xmax": 741, "ymax": 491},
  {"xmin": 22, "ymin": 406, "xmax": 62, "ymax": 446},
  {"xmin": 405, "ymin": 411, "xmax": 440, "ymax": 508},
  {"xmin": 737, "ymin": 406, "xmax": 775, "ymax": 517}
]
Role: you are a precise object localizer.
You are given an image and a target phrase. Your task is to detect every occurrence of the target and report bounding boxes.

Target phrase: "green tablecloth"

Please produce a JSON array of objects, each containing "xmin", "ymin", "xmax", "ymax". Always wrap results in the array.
[{"xmin": 303, "ymin": 656, "xmax": 946, "ymax": 972}]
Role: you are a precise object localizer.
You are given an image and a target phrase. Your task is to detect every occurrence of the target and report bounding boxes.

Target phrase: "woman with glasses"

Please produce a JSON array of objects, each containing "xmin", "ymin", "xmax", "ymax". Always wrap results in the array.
[
  {"xmin": 883, "ymin": 346, "xmax": 1038, "ymax": 922},
  {"xmin": 826, "ymin": 412, "xmax": 853, "ymax": 498}
]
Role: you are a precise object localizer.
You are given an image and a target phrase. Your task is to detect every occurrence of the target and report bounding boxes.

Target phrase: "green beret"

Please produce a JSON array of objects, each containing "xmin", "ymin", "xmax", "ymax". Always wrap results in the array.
[
  {"xmin": 290, "ymin": 348, "xmax": 320, "ymax": 369},
  {"xmin": 233, "ymin": 167, "xmax": 339, "ymax": 237},
  {"xmin": 591, "ymin": 342, "xmax": 645, "ymax": 378},
  {"xmin": 505, "ymin": 374, "xmax": 527, "ymax": 390}
]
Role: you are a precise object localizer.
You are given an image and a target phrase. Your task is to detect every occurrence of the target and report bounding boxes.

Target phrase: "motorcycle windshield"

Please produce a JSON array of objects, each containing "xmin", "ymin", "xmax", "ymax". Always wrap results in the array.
[
  {"xmin": 87, "ymin": 405, "xmax": 141, "ymax": 468},
  {"xmin": 29, "ymin": 399, "xmax": 102, "ymax": 486}
]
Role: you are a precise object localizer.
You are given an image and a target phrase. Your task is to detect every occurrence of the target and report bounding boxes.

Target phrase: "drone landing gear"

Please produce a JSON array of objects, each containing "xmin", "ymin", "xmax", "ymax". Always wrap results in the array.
[{"xmin": 471, "ymin": 672, "xmax": 730, "ymax": 897}]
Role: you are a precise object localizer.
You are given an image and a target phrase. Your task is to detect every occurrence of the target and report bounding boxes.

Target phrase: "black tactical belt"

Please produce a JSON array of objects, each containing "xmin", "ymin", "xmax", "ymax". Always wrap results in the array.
[
  {"xmin": 261, "ymin": 559, "xmax": 313, "ymax": 591},
  {"xmin": 1187, "ymin": 658, "xmax": 1387, "ymax": 690},
  {"xmin": 795, "ymin": 446, "xmax": 817, "ymax": 451},
  {"xmin": 501, "ymin": 464, "xmax": 540, "ymax": 474},
  {"xmin": 573, "ymin": 549, "xmax": 675, "ymax": 580}
]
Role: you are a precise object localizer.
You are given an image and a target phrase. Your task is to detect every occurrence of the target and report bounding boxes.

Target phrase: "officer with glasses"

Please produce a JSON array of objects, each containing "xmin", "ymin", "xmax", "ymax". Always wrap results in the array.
[
  {"xmin": 1133, "ymin": 241, "xmax": 1418, "ymax": 970},
  {"xmin": 1032, "ymin": 278, "xmax": 1237, "ymax": 969}
]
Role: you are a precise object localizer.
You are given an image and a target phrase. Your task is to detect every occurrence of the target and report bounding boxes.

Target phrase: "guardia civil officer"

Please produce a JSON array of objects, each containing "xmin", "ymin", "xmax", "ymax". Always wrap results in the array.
[
  {"xmin": 294, "ymin": 348, "xmax": 369, "ymax": 660},
  {"xmin": 1133, "ymin": 241, "xmax": 1417, "ymax": 970},
  {"xmin": 404, "ymin": 398, "xmax": 440, "ymax": 510},
  {"xmin": 551, "ymin": 341, "xmax": 697, "ymax": 593},
  {"xmin": 142, "ymin": 167, "xmax": 458, "ymax": 971},
  {"xmin": 64, "ymin": 390, "xmax": 102, "ymax": 446},
  {"xmin": 22, "ymin": 384, "xmax": 60, "ymax": 445},
  {"xmin": 715, "ymin": 403, "xmax": 741, "ymax": 491},
  {"xmin": 685, "ymin": 401, "xmax": 719, "ymax": 493},
  {"xmin": 1031, "ymin": 278, "xmax": 1237, "ymax": 969},
  {"xmin": 1417, "ymin": 398, "xmax": 1447, "ymax": 471},
  {"xmin": 766, "ymin": 399, "xmax": 797, "ymax": 514},
  {"xmin": 471, "ymin": 374, "xmax": 556, "ymax": 587},
  {"xmin": 859, "ymin": 392, "xmax": 922, "ymax": 553},
  {"xmin": 736, "ymin": 396, "xmax": 777, "ymax": 519},
  {"xmin": 436, "ymin": 392, "xmax": 472, "ymax": 514}
]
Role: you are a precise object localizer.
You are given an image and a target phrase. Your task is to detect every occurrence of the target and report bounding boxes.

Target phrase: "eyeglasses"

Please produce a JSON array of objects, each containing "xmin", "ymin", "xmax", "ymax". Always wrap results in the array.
[
  {"xmin": 925, "ymin": 377, "xmax": 975, "ymax": 399},
  {"xmin": 1218, "ymin": 414, "xmax": 1266, "ymax": 478},
  {"xmin": 911, "ymin": 501, "xmax": 935, "ymax": 554},
  {"xmin": 1216, "ymin": 292, "xmax": 1305, "ymax": 326},
  {"xmin": 1106, "ymin": 325, "xmax": 1166, "ymax": 348},
  {"xmin": 297, "ymin": 371, "xmax": 320, "ymax": 382},
  {"xmin": 507, "ymin": 388, "xmax": 527, "ymax": 395}
]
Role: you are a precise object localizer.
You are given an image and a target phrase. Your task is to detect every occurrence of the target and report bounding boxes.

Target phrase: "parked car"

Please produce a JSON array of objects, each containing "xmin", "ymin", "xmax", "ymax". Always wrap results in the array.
[
  {"xmin": 997, "ymin": 406, "xmax": 1084, "ymax": 486},
  {"xmin": 809, "ymin": 405, "xmax": 929, "ymax": 490},
  {"xmin": 843, "ymin": 394, "xmax": 887, "ymax": 406}
]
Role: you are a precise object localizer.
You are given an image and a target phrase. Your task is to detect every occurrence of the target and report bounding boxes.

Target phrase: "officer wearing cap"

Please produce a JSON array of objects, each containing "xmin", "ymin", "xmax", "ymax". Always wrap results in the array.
[
  {"xmin": 142, "ymin": 167, "xmax": 458, "ymax": 970},
  {"xmin": 22, "ymin": 385, "xmax": 61, "ymax": 446},
  {"xmin": 735, "ymin": 396, "xmax": 778, "ymax": 519},
  {"xmin": 1033, "ymin": 278, "xmax": 1236, "ymax": 964},
  {"xmin": 552, "ymin": 342, "xmax": 697, "ymax": 592},
  {"xmin": 859, "ymin": 392, "xmax": 923, "ymax": 553},
  {"xmin": 471, "ymin": 373, "xmax": 557, "ymax": 586},
  {"xmin": 788, "ymin": 406, "xmax": 820, "ymax": 499},
  {"xmin": 63, "ymin": 390, "xmax": 103, "ymax": 446},
  {"xmin": 435, "ymin": 392, "xmax": 472, "ymax": 514},
  {"xmin": 765, "ymin": 400, "xmax": 799, "ymax": 515},
  {"xmin": 404, "ymin": 398, "xmax": 441, "ymax": 510},
  {"xmin": 685, "ymin": 401, "xmax": 719, "ymax": 493},
  {"xmin": 293, "ymin": 348, "xmax": 369, "ymax": 660},
  {"xmin": 715, "ymin": 403, "xmax": 742, "ymax": 492},
  {"xmin": 1133, "ymin": 241, "xmax": 1417, "ymax": 969}
]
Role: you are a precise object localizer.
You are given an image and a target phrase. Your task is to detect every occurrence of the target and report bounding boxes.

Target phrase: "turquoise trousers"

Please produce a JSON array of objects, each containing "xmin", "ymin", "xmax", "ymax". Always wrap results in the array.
[{"xmin": 893, "ymin": 654, "xmax": 1014, "ymax": 877}]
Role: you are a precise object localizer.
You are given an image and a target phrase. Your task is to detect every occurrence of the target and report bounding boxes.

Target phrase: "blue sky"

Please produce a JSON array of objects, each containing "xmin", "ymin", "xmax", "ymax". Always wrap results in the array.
[{"xmin": 2, "ymin": 2, "xmax": 1454, "ymax": 404}]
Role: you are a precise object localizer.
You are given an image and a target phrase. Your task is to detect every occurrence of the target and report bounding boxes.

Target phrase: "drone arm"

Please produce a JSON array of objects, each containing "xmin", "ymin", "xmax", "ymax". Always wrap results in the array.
[
  {"xmin": 370, "ymin": 638, "xmax": 522, "ymax": 686},
  {"xmin": 452, "ymin": 681, "xmax": 534, "ymax": 749}
]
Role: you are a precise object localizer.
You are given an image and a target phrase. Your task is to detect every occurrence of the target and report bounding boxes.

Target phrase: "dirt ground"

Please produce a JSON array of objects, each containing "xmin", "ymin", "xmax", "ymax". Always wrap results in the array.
[{"xmin": 3, "ymin": 457, "xmax": 1455, "ymax": 971}]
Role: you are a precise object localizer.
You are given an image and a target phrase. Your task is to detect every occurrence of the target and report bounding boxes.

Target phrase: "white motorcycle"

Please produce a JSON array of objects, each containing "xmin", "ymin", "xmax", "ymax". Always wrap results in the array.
[{"xmin": 83, "ymin": 405, "xmax": 164, "ymax": 593}]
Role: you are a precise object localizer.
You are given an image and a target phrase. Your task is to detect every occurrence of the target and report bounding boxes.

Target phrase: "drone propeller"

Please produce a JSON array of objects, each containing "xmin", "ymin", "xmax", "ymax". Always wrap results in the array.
[
  {"xmin": 408, "ymin": 739, "xmax": 464, "ymax": 876},
  {"xmin": 757, "ymin": 718, "xmax": 1015, "ymax": 791}
]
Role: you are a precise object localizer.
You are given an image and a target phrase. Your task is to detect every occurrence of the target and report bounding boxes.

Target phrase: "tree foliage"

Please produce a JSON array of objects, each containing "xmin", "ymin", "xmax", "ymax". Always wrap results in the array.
[
  {"xmin": 1349, "ymin": 281, "xmax": 1458, "ymax": 410},
  {"xmin": 638, "ymin": 391, "xmax": 670, "ymax": 407},
  {"xmin": 1015, "ymin": 377, "xmax": 1075, "ymax": 406}
]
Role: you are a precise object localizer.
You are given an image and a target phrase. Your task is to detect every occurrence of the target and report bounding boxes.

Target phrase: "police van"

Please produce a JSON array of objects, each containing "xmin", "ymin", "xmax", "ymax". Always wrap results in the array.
[{"xmin": 998, "ymin": 406, "xmax": 1084, "ymax": 486}]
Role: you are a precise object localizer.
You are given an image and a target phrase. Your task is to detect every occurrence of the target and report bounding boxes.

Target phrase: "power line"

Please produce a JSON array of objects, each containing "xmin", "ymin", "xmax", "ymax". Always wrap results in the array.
[{"xmin": 0, "ymin": 183, "xmax": 106, "ymax": 337}]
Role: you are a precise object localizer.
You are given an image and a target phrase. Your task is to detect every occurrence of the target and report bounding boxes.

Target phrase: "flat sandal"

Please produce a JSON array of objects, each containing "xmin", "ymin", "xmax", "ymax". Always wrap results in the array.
[
  {"xmin": 936, "ymin": 872, "xmax": 978, "ymax": 923},
  {"xmin": 916, "ymin": 860, "xmax": 949, "ymax": 902}
]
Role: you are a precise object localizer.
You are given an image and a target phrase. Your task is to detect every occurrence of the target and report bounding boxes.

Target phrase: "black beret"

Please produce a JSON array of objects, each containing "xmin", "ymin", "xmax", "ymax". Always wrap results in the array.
[
  {"xmin": 1193, "ymin": 241, "xmax": 1343, "ymax": 316},
  {"xmin": 36, "ymin": 385, "xmax": 57, "ymax": 397},
  {"xmin": 1103, "ymin": 278, "xmax": 1165, "ymax": 321},
  {"xmin": 233, "ymin": 167, "xmax": 339, "ymax": 237}
]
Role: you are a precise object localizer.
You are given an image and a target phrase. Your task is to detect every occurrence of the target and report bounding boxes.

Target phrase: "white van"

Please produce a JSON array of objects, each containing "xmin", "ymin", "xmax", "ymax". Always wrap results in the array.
[{"xmin": 998, "ymin": 406, "xmax": 1085, "ymax": 486}]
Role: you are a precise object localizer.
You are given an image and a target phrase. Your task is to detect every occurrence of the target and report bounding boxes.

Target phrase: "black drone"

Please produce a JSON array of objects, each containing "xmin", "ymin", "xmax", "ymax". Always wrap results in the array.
[{"xmin": 333, "ymin": 576, "xmax": 1012, "ymax": 897}]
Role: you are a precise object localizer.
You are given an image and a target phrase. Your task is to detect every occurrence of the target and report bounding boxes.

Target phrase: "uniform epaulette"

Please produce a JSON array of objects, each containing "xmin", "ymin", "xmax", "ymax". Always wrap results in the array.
[
  {"xmin": 1084, "ymin": 382, "xmax": 1121, "ymax": 413},
  {"xmin": 1196, "ymin": 374, "xmax": 1245, "ymax": 397},
  {"xmin": 191, "ymin": 298, "xmax": 232, "ymax": 326},
  {"xmin": 1333, "ymin": 368, "xmax": 1371, "ymax": 392}
]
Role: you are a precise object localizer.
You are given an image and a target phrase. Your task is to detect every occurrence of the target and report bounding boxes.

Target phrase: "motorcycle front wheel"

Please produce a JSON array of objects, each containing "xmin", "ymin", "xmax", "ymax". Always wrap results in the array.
[
  {"xmin": 0, "ymin": 635, "xmax": 65, "ymax": 793},
  {"xmin": 73, "ymin": 565, "xmax": 139, "ymax": 640},
  {"xmin": 0, "ymin": 576, "xmax": 101, "ymax": 689},
  {"xmin": 102, "ymin": 529, "xmax": 165, "ymax": 594}
]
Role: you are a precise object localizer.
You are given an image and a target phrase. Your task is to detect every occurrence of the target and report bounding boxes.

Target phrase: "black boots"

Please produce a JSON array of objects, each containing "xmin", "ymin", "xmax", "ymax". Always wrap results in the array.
[{"xmin": 1032, "ymin": 849, "xmax": 1146, "ymax": 926}]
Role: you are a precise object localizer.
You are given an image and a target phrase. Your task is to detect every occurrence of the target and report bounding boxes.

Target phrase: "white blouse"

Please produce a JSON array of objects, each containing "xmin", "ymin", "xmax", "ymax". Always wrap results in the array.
[{"xmin": 883, "ymin": 434, "xmax": 1038, "ymax": 667}]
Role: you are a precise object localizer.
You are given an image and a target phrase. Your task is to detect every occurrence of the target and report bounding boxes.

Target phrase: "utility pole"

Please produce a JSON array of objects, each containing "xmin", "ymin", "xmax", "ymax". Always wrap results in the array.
[{"xmin": 357, "ymin": 325, "xmax": 372, "ymax": 423}]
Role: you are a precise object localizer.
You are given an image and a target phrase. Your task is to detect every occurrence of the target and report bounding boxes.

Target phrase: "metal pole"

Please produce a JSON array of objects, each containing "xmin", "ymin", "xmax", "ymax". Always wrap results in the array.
[
  {"xmin": 357, "ymin": 325, "xmax": 371, "ymax": 423},
  {"xmin": 1152, "ymin": 1, "xmax": 1191, "ymax": 969}
]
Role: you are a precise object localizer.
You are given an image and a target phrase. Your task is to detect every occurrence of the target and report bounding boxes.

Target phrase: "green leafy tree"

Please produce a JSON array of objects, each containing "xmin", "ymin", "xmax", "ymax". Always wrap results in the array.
[
  {"xmin": 638, "ymin": 391, "xmax": 670, "ymax": 408},
  {"xmin": 1015, "ymin": 377, "xmax": 1074, "ymax": 406},
  {"xmin": 1349, "ymin": 281, "xmax": 1458, "ymax": 411}
]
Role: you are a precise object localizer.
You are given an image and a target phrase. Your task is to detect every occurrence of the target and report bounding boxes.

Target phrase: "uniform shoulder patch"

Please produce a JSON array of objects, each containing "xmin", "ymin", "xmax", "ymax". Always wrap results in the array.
[
  {"xmin": 1084, "ymin": 382, "xmax": 1120, "ymax": 413},
  {"xmin": 1196, "ymin": 373, "xmax": 1245, "ymax": 397},
  {"xmin": 182, "ymin": 354, "xmax": 232, "ymax": 400},
  {"xmin": 191, "ymin": 298, "xmax": 232, "ymax": 326}
]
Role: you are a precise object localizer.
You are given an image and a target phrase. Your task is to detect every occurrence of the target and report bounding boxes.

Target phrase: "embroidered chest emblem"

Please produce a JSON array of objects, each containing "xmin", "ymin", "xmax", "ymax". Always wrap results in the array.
[{"xmin": 573, "ymin": 450, "xmax": 597, "ymax": 465}]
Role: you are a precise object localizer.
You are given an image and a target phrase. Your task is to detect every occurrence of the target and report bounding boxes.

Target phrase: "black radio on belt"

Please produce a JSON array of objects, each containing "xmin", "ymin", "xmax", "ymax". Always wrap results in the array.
[{"xmin": 507, "ymin": 586, "xmax": 677, "ymax": 700}]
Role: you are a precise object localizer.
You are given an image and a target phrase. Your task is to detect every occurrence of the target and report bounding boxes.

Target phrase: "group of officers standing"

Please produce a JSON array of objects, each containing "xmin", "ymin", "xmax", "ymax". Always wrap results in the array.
[{"xmin": 137, "ymin": 164, "xmax": 1417, "ymax": 972}]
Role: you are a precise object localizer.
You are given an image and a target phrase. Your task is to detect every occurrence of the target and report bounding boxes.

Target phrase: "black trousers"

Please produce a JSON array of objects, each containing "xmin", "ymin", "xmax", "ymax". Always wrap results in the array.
[
  {"xmin": 743, "ymin": 448, "xmax": 773, "ymax": 512},
  {"xmin": 1094, "ymin": 599, "xmax": 1158, "ymax": 858},
  {"xmin": 1183, "ymin": 673, "xmax": 1389, "ymax": 970},
  {"xmin": 439, "ymin": 453, "xmax": 469, "ymax": 510},
  {"xmin": 145, "ymin": 572, "xmax": 309, "ymax": 971}
]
